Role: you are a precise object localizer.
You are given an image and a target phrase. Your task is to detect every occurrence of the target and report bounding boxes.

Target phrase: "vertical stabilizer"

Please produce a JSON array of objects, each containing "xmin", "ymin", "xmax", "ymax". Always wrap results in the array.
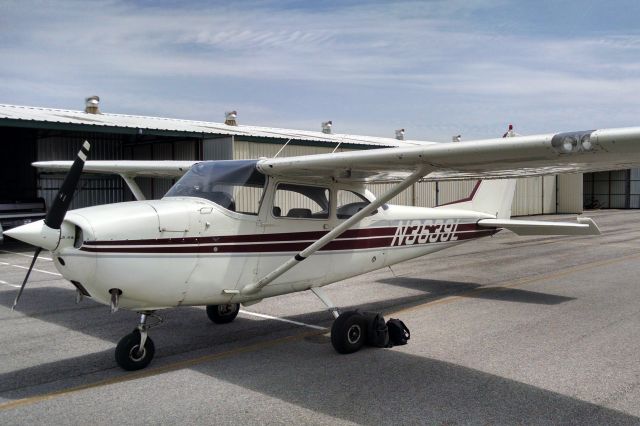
[
  {"xmin": 470, "ymin": 179, "xmax": 517, "ymax": 219},
  {"xmin": 437, "ymin": 179, "xmax": 517, "ymax": 219}
]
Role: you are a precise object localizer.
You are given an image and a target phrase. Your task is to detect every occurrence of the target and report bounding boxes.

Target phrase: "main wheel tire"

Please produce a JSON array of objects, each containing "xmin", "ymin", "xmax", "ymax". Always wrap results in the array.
[
  {"xmin": 331, "ymin": 311, "xmax": 367, "ymax": 354},
  {"xmin": 206, "ymin": 303, "xmax": 240, "ymax": 324},
  {"xmin": 115, "ymin": 330, "xmax": 155, "ymax": 371}
]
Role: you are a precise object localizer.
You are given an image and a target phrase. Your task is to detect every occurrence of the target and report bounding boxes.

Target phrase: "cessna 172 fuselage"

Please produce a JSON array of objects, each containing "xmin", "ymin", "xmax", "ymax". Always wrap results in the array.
[{"xmin": 55, "ymin": 162, "xmax": 501, "ymax": 312}]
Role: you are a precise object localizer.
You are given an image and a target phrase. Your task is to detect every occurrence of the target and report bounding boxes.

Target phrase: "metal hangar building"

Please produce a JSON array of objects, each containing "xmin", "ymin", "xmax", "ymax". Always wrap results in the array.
[{"xmin": 0, "ymin": 97, "xmax": 625, "ymax": 217}]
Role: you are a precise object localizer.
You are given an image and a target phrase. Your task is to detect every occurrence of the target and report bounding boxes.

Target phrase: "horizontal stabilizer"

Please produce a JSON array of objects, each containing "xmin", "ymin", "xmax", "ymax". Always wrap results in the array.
[{"xmin": 477, "ymin": 217, "xmax": 600, "ymax": 236}]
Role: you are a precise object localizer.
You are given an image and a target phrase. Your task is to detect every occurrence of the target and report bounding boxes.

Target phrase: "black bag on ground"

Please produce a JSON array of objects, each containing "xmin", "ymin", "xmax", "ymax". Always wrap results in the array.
[
  {"xmin": 387, "ymin": 318, "xmax": 410, "ymax": 346},
  {"xmin": 361, "ymin": 312, "xmax": 389, "ymax": 348}
]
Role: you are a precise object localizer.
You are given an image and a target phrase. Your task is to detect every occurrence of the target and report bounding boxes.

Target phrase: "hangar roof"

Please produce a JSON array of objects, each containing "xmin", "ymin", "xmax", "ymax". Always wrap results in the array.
[{"xmin": 0, "ymin": 103, "xmax": 426, "ymax": 148}]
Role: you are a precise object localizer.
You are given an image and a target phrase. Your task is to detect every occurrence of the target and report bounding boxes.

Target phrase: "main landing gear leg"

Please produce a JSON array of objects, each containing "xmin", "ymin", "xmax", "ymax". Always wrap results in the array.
[
  {"xmin": 310, "ymin": 287, "xmax": 340, "ymax": 319},
  {"xmin": 115, "ymin": 311, "xmax": 159, "ymax": 371},
  {"xmin": 310, "ymin": 287, "xmax": 367, "ymax": 354}
]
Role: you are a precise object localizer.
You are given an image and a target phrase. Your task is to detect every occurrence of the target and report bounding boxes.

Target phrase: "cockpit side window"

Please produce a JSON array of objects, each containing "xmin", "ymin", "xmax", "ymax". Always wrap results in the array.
[
  {"xmin": 273, "ymin": 183, "xmax": 330, "ymax": 219},
  {"xmin": 336, "ymin": 190, "xmax": 375, "ymax": 219},
  {"xmin": 165, "ymin": 160, "xmax": 266, "ymax": 215}
]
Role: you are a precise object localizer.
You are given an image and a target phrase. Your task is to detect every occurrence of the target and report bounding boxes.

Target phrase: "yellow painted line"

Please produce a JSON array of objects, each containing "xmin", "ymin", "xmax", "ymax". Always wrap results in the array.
[
  {"xmin": 390, "ymin": 251, "xmax": 640, "ymax": 316},
  {"xmin": 0, "ymin": 328, "xmax": 325, "ymax": 412}
]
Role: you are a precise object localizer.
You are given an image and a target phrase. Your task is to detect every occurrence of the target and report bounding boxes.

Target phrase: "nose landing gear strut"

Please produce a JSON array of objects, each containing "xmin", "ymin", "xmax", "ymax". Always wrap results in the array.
[{"xmin": 115, "ymin": 311, "xmax": 162, "ymax": 371}]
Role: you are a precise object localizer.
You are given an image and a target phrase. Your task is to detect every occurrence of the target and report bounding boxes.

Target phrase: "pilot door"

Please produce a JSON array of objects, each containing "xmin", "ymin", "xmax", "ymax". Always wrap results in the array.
[{"xmin": 255, "ymin": 180, "xmax": 331, "ymax": 292}]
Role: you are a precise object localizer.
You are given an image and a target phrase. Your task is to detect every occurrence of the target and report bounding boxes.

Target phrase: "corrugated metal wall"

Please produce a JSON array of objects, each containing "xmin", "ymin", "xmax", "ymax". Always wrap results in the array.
[
  {"xmin": 37, "ymin": 135, "xmax": 124, "ymax": 210},
  {"xmin": 369, "ymin": 176, "xmax": 580, "ymax": 215},
  {"xmin": 367, "ymin": 182, "xmax": 413, "ymax": 206},
  {"xmin": 203, "ymin": 137, "xmax": 233, "ymax": 160},
  {"xmin": 124, "ymin": 139, "xmax": 198, "ymax": 199},
  {"xmin": 233, "ymin": 140, "xmax": 350, "ymax": 160},
  {"xmin": 543, "ymin": 175, "xmax": 557, "ymax": 214},
  {"xmin": 438, "ymin": 181, "xmax": 477, "ymax": 205},
  {"xmin": 557, "ymin": 174, "xmax": 583, "ymax": 213},
  {"xmin": 512, "ymin": 177, "xmax": 542, "ymax": 216},
  {"xmin": 414, "ymin": 181, "xmax": 437, "ymax": 207}
]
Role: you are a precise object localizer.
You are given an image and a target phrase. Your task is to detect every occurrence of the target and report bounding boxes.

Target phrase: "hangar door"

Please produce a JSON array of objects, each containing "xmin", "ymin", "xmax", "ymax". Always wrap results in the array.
[
  {"xmin": 37, "ymin": 134, "xmax": 124, "ymax": 210},
  {"xmin": 583, "ymin": 170, "xmax": 640, "ymax": 209},
  {"xmin": 0, "ymin": 127, "xmax": 37, "ymax": 201},
  {"xmin": 123, "ymin": 139, "xmax": 200, "ymax": 200}
]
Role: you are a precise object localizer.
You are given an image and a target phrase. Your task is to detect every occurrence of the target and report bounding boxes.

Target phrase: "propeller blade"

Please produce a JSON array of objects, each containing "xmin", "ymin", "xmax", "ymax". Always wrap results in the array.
[
  {"xmin": 12, "ymin": 247, "xmax": 42, "ymax": 310},
  {"xmin": 11, "ymin": 141, "xmax": 90, "ymax": 309},
  {"xmin": 45, "ymin": 141, "xmax": 90, "ymax": 230}
]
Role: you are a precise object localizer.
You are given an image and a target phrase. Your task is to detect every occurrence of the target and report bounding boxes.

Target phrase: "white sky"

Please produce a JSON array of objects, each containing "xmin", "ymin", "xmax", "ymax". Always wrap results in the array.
[{"xmin": 1, "ymin": 0, "xmax": 640, "ymax": 141}]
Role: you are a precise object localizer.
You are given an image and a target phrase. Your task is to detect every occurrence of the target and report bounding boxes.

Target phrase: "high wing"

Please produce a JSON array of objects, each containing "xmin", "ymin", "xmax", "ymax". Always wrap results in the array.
[
  {"xmin": 256, "ymin": 127, "xmax": 640, "ymax": 182},
  {"xmin": 32, "ymin": 160, "xmax": 197, "ymax": 178},
  {"xmin": 32, "ymin": 160, "xmax": 198, "ymax": 201},
  {"xmin": 32, "ymin": 127, "xmax": 640, "ymax": 183}
]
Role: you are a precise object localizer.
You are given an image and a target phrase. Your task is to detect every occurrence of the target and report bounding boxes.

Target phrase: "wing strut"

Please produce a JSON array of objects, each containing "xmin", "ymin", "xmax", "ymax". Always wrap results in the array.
[
  {"xmin": 120, "ymin": 174, "xmax": 146, "ymax": 201},
  {"xmin": 240, "ymin": 166, "xmax": 429, "ymax": 295}
]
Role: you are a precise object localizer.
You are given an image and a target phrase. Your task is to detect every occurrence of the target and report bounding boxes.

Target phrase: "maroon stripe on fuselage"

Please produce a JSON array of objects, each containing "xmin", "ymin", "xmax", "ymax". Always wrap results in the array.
[
  {"xmin": 83, "ymin": 227, "xmax": 395, "ymax": 246},
  {"xmin": 79, "ymin": 228, "xmax": 498, "ymax": 254},
  {"xmin": 83, "ymin": 223, "xmax": 486, "ymax": 246},
  {"xmin": 438, "ymin": 180, "xmax": 482, "ymax": 206}
]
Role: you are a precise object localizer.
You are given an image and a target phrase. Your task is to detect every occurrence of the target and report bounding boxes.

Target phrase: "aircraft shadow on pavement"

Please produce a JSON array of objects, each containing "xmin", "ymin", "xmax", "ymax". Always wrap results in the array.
[
  {"xmin": 379, "ymin": 277, "xmax": 575, "ymax": 305},
  {"xmin": 189, "ymin": 342, "xmax": 637, "ymax": 424},
  {"xmin": 0, "ymin": 273, "xmax": 573, "ymax": 398},
  {"xmin": 0, "ymin": 287, "xmax": 636, "ymax": 423},
  {"xmin": 0, "ymin": 286, "xmax": 440, "ymax": 396}
]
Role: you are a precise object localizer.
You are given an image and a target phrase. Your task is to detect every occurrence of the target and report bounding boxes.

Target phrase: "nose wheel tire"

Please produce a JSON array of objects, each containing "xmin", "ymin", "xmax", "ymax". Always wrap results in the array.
[
  {"xmin": 331, "ymin": 311, "xmax": 367, "ymax": 354},
  {"xmin": 206, "ymin": 303, "xmax": 240, "ymax": 324},
  {"xmin": 115, "ymin": 330, "xmax": 155, "ymax": 371}
]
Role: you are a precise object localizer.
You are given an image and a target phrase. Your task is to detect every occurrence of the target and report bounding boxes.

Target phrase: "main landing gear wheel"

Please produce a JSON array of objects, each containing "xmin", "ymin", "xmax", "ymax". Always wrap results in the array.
[
  {"xmin": 206, "ymin": 303, "xmax": 240, "ymax": 324},
  {"xmin": 115, "ymin": 329, "xmax": 155, "ymax": 371},
  {"xmin": 331, "ymin": 311, "xmax": 367, "ymax": 354}
]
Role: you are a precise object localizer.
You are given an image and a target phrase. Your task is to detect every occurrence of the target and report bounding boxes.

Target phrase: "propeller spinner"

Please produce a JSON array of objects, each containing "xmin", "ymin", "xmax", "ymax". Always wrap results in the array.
[{"xmin": 6, "ymin": 141, "xmax": 90, "ymax": 309}]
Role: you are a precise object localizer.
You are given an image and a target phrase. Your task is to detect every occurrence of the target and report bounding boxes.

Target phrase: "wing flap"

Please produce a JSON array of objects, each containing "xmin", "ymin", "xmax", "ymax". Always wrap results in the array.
[{"xmin": 477, "ymin": 217, "xmax": 600, "ymax": 236}]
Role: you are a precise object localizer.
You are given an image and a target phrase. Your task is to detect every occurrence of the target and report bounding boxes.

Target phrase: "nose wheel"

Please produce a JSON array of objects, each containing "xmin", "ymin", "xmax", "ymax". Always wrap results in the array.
[
  {"xmin": 115, "ymin": 329, "xmax": 155, "ymax": 371},
  {"xmin": 115, "ymin": 311, "xmax": 161, "ymax": 371}
]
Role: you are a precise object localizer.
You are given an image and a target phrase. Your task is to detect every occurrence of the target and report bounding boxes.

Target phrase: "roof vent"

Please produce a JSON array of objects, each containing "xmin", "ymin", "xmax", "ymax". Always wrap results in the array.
[
  {"xmin": 225, "ymin": 111, "xmax": 238, "ymax": 126},
  {"xmin": 321, "ymin": 121, "xmax": 332, "ymax": 134},
  {"xmin": 395, "ymin": 129, "xmax": 405, "ymax": 140},
  {"xmin": 84, "ymin": 96, "xmax": 100, "ymax": 114},
  {"xmin": 502, "ymin": 124, "xmax": 519, "ymax": 138}
]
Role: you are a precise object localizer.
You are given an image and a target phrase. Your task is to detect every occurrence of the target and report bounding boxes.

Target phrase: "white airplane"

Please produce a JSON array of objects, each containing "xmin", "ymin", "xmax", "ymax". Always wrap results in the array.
[{"xmin": 4, "ymin": 126, "xmax": 640, "ymax": 371}]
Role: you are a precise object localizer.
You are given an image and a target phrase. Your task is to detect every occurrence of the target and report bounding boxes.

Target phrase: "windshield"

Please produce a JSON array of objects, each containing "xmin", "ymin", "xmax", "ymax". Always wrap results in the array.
[{"xmin": 165, "ymin": 160, "xmax": 266, "ymax": 214}]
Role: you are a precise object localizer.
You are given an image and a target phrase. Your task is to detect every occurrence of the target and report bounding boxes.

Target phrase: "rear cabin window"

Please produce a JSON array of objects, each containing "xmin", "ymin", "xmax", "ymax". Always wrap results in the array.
[
  {"xmin": 273, "ymin": 184, "xmax": 330, "ymax": 219},
  {"xmin": 165, "ymin": 160, "xmax": 266, "ymax": 215},
  {"xmin": 336, "ymin": 190, "xmax": 374, "ymax": 219}
]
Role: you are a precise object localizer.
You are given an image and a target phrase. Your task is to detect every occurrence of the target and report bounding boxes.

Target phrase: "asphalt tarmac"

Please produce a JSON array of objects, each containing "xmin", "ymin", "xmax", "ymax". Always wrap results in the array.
[{"xmin": 0, "ymin": 209, "xmax": 639, "ymax": 425}]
